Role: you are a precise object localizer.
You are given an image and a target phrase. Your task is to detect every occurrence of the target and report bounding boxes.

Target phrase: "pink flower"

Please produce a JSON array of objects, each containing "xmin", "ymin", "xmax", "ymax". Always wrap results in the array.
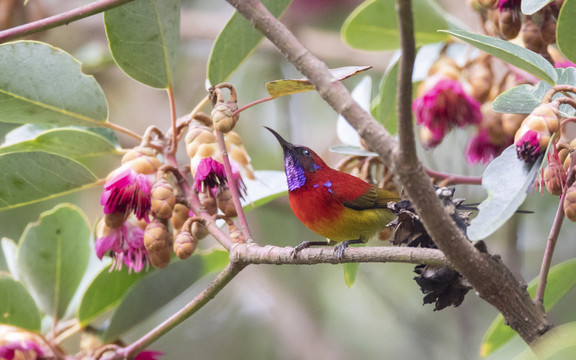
[
  {"xmin": 465, "ymin": 129, "xmax": 506, "ymax": 164},
  {"xmin": 135, "ymin": 350, "xmax": 164, "ymax": 360},
  {"xmin": 515, "ymin": 129, "xmax": 541, "ymax": 163},
  {"xmin": 101, "ymin": 166, "xmax": 152, "ymax": 222},
  {"xmin": 194, "ymin": 158, "xmax": 226, "ymax": 192},
  {"xmin": 413, "ymin": 78, "xmax": 482, "ymax": 148},
  {"xmin": 0, "ymin": 340, "xmax": 45, "ymax": 360},
  {"xmin": 95, "ymin": 220, "xmax": 149, "ymax": 273},
  {"xmin": 555, "ymin": 59, "xmax": 576, "ymax": 68}
]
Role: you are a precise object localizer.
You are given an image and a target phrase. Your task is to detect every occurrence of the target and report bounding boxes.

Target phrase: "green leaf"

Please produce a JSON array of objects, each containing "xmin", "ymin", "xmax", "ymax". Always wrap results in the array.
[
  {"xmin": 4, "ymin": 124, "xmax": 121, "ymax": 149},
  {"xmin": 0, "ymin": 41, "xmax": 108, "ymax": 126},
  {"xmin": 78, "ymin": 266, "xmax": 147, "ymax": 326},
  {"xmin": 265, "ymin": 66, "xmax": 372, "ymax": 97},
  {"xmin": 343, "ymin": 262, "xmax": 359, "ymax": 288},
  {"xmin": 342, "ymin": 0, "xmax": 450, "ymax": 51},
  {"xmin": 516, "ymin": 322, "xmax": 576, "ymax": 360},
  {"xmin": 17, "ymin": 204, "xmax": 91, "ymax": 319},
  {"xmin": 207, "ymin": 0, "xmax": 292, "ymax": 86},
  {"xmin": 0, "ymin": 273, "xmax": 42, "ymax": 332},
  {"xmin": 467, "ymin": 146, "xmax": 543, "ymax": 241},
  {"xmin": 242, "ymin": 170, "xmax": 288, "ymax": 211},
  {"xmin": 371, "ymin": 60, "xmax": 399, "ymax": 134},
  {"xmin": 329, "ymin": 145, "xmax": 379, "ymax": 157},
  {"xmin": 199, "ymin": 249, "xmax": 229, "ymax": 274},
  {"xmin": 103, "ymin": 254, "xmax": 206, "ymax": 341},
  {"xmin": 557, "ymin": 0, "xmax": 576, "ymax": 65},
  {"xmin": 493, "ymin": 68, "xmax": 576, "ymax": 118},
  {"xmin": 104, "ymin": 0, "xmax": 181, "ymax": 88},
  {"xmin": 480, "ymin": 259, "xmax": 576, "ymax": 357},
  {"xmin": 0, "ymin": 128, "xmax": 119, "ymax": 160},
  {"xmin": 1, "ymin": 238, "xmax": 19, "ymax": 278},
  {"xmin": 521, "ymin": 0, "xmax": 554, "ymax": 15},
  {"xmin": 0, "ymin": 152, "xmax": 98, "ymax": 210},
  {"xmin": 441, "ymin": 29, "xmax": 558, "ymax": 85}
]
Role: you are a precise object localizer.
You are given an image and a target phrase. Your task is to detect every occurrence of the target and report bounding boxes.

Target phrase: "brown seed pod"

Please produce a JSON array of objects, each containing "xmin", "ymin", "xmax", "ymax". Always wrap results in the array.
[
  {"xmin": 144, "ymin": 219, "xmax": 173, "ymax": 269},
  {"xmin": 174, "ymin": 228, "xmax": 198, "ymax": 260},
  {"xmin": 564, "ymin": 183, "xmax": 576, "ymax": 221},
  {"xmin": 151, "ymin": 178, "xmax": 176, "ymax": 219},
  {"xmin": 217, "ymin": 188, "xmax": 237, "ymax": 218}
]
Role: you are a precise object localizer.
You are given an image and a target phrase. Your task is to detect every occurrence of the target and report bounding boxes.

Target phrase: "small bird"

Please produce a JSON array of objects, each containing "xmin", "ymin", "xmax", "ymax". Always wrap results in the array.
[{"xmin": 266, "ymin": 127, "xmax": 399, "ymax": 258}]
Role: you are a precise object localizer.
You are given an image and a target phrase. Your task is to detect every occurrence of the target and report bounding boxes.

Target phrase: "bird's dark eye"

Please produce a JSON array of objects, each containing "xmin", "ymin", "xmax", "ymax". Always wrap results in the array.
[{"xmin": 302, "ymin": 149, "xmax": 311, "ymax": 157}]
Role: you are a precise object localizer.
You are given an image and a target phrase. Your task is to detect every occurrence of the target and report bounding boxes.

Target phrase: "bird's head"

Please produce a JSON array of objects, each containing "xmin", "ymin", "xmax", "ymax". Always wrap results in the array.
[{"xmin": 265, "ymin": 127, "xmax": 328, "ymax": 191}]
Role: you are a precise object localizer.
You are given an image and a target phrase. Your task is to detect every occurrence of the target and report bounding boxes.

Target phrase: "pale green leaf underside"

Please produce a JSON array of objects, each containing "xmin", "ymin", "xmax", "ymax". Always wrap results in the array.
[
  {"xmin": 17, "ymin": 204, "xmax": 91, "ymax": 319},
  {"xmin": 0, "ymin": 152, "xmax": 98, "ymax": 210},
  {"xmin": 0, "ymin": 41, "xmax": 108, "ymax": 126},
  {"xmin": 0, "ymin": 274, "xmax": 42, "ymax": 332},
  {"xmin": 557, "ymin": 0, "xmax": 576, "ymax": 65},
  {"xmin": 104, "ymin": 0, "xmax": 181, "ymax": 88},
  {"xmin": 521, "ymin": 0, "xmax": 553, "ymax": 15},
  {"xmin": 342, "ymin": 0, "xmax": 449, "ymax": 51}
]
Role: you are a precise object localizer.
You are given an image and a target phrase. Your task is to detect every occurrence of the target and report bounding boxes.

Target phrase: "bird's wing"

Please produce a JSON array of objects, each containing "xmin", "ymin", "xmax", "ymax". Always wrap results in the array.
[{"xmin": 342, "ymin": 187, "xmax": 398, "ymax": 211}]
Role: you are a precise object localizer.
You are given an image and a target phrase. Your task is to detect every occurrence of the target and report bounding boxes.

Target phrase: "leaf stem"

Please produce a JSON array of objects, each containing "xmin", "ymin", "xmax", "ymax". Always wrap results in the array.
[
  {"xmin": 103, "ymin": 121, "xmax": 143, "ymax": 142},
  {"xmin": 425, "ymin": 168, "xmax": 483, "ymax": 186},
  {"xmin": 167, "ymin": 85, "xmax": 179, "ymax": 155},
  {"xmin": 233, "ymin": 95, "xmax": 275, "ymax": 116},
  {"xmin": 215, "ymin": 131, "xmax": 254, "ymax": 242},
  {"xmin": 0, "ymin": 0, "xmax": 136, "ymax": 43}
]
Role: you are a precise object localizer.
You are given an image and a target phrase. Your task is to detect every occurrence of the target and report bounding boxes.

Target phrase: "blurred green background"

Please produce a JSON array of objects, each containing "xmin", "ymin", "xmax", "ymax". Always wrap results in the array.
[{"xmin": 1, "ymin": 0, "xmax": 576, "ymax": 359}]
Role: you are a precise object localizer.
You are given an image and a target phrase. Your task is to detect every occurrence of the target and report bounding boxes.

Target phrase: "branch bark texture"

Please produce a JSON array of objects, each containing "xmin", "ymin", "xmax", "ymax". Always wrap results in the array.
[{"xmin": 226, "ymin": 0, "xmax": 552, "ymax": 343}]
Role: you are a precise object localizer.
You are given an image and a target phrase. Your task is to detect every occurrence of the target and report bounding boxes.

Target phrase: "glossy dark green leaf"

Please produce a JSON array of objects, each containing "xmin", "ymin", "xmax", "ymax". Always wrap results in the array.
[
  {"xmin": 493, "ymin": 68, "xmax": 576, "ymax": 118},
  {"xmin": 441, "ymin": 29, "xmax": 557, "ymax": 85},
  {"xmin": 342, "ymin": 0, "xmax": 450, "ymax": 51},
  {"xmin": 0, "ymin": 152, "xmax": 98, "ymax": 210},
  {"xmin": 0, "ymin": 41, "xmax": 108, "ymax": 126},
  {"xmin": 0, "ymin": 274, "xmax": 42, "ymax": 331},
  {"xmin": 480, "ymin": 259, "xmax": 576, "ymax": 357},
  {"xmin": 207, "ymin": 0, "xmax": 292, "ymax": 86},
  {"xmin": 17, "ymin": 204, "xmax": 91, "ymax": 319},
  {"xmin": 467, "ymin": 146, "xmax": 543, "ymax": 241},
  {"xmin": 557, "ymin": 0, "xmax": 576, "ymax": 64},
  {"xmin": 521, "ymin": 0, "xmax": 554, "ymax": 15},
  {"xmin": 78, "ymin": 266, "xmax": 147, "ymax": 326},
  {"xmin": 105, "ymin": 0, "xmax": 180, "ymax": 88},
  {"xmin": 0, "ymin": 128, "xmax": 119, "ymax": 160}
]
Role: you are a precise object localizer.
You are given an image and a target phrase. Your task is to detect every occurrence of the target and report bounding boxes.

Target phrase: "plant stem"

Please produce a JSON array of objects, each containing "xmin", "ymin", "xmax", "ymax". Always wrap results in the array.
[
  {"xmin": 233, "ymin": 95, "xmax": 275, "ymax": 116},
  {"xmin": 215, "ymin": 131, "xmax": 254, "ymax": 242},
  {"xmin": 167, "ymin": 85, "xmax": 179, "ymax": 155},
  {"xmin": 425, "ymin": 168, "xmax": 483, "ymax": 186},
  {"xmin": 103, "ymin": 121, "xmax": 143, "ymax": 141},
  {"xmin": 117, "ymin": 263, "xmax": 245, "ymax": 359},
  {"xmin": 0, "ymin": 0, "xmax": 136, "ymax": 43}
]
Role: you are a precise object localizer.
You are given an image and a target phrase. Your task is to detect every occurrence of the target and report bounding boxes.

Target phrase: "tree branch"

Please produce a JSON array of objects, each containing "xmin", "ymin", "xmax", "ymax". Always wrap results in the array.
[
  {"xmin": 225, "ymin": 0, "xmax": 552, "ymax": 343},
  {"xmin": 0, "ymin": 0, "xmax": 136, "ymax": 43}
]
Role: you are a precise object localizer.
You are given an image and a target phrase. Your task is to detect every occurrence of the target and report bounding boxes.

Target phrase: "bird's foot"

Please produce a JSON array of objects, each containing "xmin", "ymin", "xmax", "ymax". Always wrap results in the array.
[
  {"xmin": 334, "ymin": 239, "xmax": 363, "ymax": 260},
  {"xmin": 291, "ymin": 241, "xmax": 331, "ymax": 258}
]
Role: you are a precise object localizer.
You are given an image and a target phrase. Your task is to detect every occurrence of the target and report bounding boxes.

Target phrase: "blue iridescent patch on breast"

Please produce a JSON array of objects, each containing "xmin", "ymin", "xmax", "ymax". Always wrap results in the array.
[
  {"xmin": 323, "ymin": 180, "xmax": 333, "ymax": 194},
  {"xmin": 285, "ymin": 155, "xmax": 306, "ymax": 191}
]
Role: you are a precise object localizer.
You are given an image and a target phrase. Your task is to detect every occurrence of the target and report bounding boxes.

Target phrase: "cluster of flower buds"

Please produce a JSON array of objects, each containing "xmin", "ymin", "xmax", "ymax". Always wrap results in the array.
[
  {"xmin": 97, "ymin": 84, "xmax": 255, "ymax": 273},
  {"xmin": 0, "ymin": 325, "xmax": 50, "ymax": 360},
  {"xmin": 514, "ymin": 102, "xmax": 560, "ymax": 163},
  {"xmin": 475, "ymin": 0, "xmax": 562, "ymax": 61}
]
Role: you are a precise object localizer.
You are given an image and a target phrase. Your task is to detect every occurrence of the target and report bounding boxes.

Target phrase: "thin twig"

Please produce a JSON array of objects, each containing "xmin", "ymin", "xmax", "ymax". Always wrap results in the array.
[
  {"xmin": 425, "ymin": 168, "xmax": 483, "ymax": 186},
  {"xmin": 103, "ymin": 121, "xmax": 143, "ymax": 142},
  {"xmin": 167, "ymin": 85, "xmax": 179, "ymax": 155},
  {"xmin": 233, "ymin": 95, "xmax": 276, "ymax": 116},
  {"xmin": 0, "ymin": 0, "xmax": 136, "ymax": 43}
]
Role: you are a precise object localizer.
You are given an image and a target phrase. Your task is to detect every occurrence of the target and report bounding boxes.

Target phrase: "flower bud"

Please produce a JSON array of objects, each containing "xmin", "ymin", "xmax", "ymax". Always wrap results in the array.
[
  {"xmin": 543, "ymin": 163, "xmax": 565, "ymax": 196},
  {"xmin": 540, "ymin": 15, "xmax": 557, "ymax": 44},
  {"xmin": 185, "ymin": 130, "xmax": 216, "ymax": 159},
  {"xmin": 228, "ymin": 223, "xmax": 245, "ymax": 244},
  {"xmin": 464, "ymin": 58, "xmax": 493, "ymax": 103},
  {"xmin": 522, "ymin": 17, "xmax": 546, "ymax": 54},
  {"xmin": 144, "ymin": 219, "xmax": 172, "ymax": 269},
  {"xmin": 122, "ymin": 146, "xmax": 161, "ymax": 175},
  {"xmin": 502, "ymin": 113, "xmax": 526, "ymax": 139},
  {"xmin": 198, "ymin": 188, "xmax": 218, "ymax": 216},
  {"xmin": 217, "ymin": 188, "xmax": 237, "ymax": 218},
  {"xmin": 174, "ymin": 228, "xmax": 198, "ymax": 259},
  {"xmin": 498, "ymin": 9, "xmax": 521, "ymax": 40},
  {"xmin": 212, "ymin": 101, "xmax": 239, "ymax": 133},
  {"xmin": 514, "ymin": 103, "xmax": 561, "ymax": 162},
  {"xmin": 151, "ymin": 178, "xmax": 176, "ymax": 219},
  {"xmin": 171, "ymin": 203, "xmax": 190, "ymax": 235},
  {"xmin": 477, "ymin": 0, "xmax": 497, "ymax": 8},
  {"xmin": 105, "ymin": 211, "xmax": 127, "ymax": 229},
  {"xmin": 191, "ymin": 221, "xmax": 209, "ymax": 240},
  {"xmin": 564, "ymin": 183, "xmax": 576, "ymax": 221}
]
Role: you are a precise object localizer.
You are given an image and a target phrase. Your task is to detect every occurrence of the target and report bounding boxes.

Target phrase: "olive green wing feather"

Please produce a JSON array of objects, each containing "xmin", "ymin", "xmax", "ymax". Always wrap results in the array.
[{"xmin": 342, "ymin": 187, "xmax": 399, "ymax": 211}]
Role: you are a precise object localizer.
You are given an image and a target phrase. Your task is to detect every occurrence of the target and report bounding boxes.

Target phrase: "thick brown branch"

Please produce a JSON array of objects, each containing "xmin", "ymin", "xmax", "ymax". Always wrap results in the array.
[{"xmin": 226, "ymin": 0, "xmax": 552, "ymax": 343}]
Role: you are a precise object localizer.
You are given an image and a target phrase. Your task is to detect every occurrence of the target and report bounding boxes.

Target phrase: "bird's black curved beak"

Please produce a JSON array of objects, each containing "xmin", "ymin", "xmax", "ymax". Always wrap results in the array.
[{"xmin": 264, "ymin": 126, "xmax": 295, "ymax": 153}]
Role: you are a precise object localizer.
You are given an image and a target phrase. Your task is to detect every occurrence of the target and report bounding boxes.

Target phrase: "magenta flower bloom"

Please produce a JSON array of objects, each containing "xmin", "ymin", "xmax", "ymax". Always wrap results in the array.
[
  {"xmin": 465, "ymin": 129, "xmax": 506, "ymax": 164},
  {"xmin": 194, "ymin": 157, "xmax": 227, "ymax": 192},
  {"xmin": 101, "ymin": 166, "xmax": 152, "ymax": 222},
  {"xmin": 413, "ymin": 78, "xmax": 482, "ymax": 148},
  {"xmin": 135, "ymin": 350, "xmax": 164, "ymax": 360},
  {"xmin": 0, "ymin": 340, "xmax": 45, "ymax": 360},
  {"xmin": 95, "ymin": 220, "xmax": 149, "ymax": 273},
  {"xmin": 515, "ymin": 129, "xmax": 541, "ymax": 163},
  {"xmin": 555, "ymin": 59, "xmax": 576, "ymax": 68}
]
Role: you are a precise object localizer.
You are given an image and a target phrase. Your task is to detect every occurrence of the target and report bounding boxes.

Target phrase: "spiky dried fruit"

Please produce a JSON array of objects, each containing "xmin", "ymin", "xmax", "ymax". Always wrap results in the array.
[
  {"xmin": 174, "ymin": 229, "xmax": 197, "ymax": 259},
  {"xmin": 151, "ymin": 178, "xmax": 176, "ymax": 219}
]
